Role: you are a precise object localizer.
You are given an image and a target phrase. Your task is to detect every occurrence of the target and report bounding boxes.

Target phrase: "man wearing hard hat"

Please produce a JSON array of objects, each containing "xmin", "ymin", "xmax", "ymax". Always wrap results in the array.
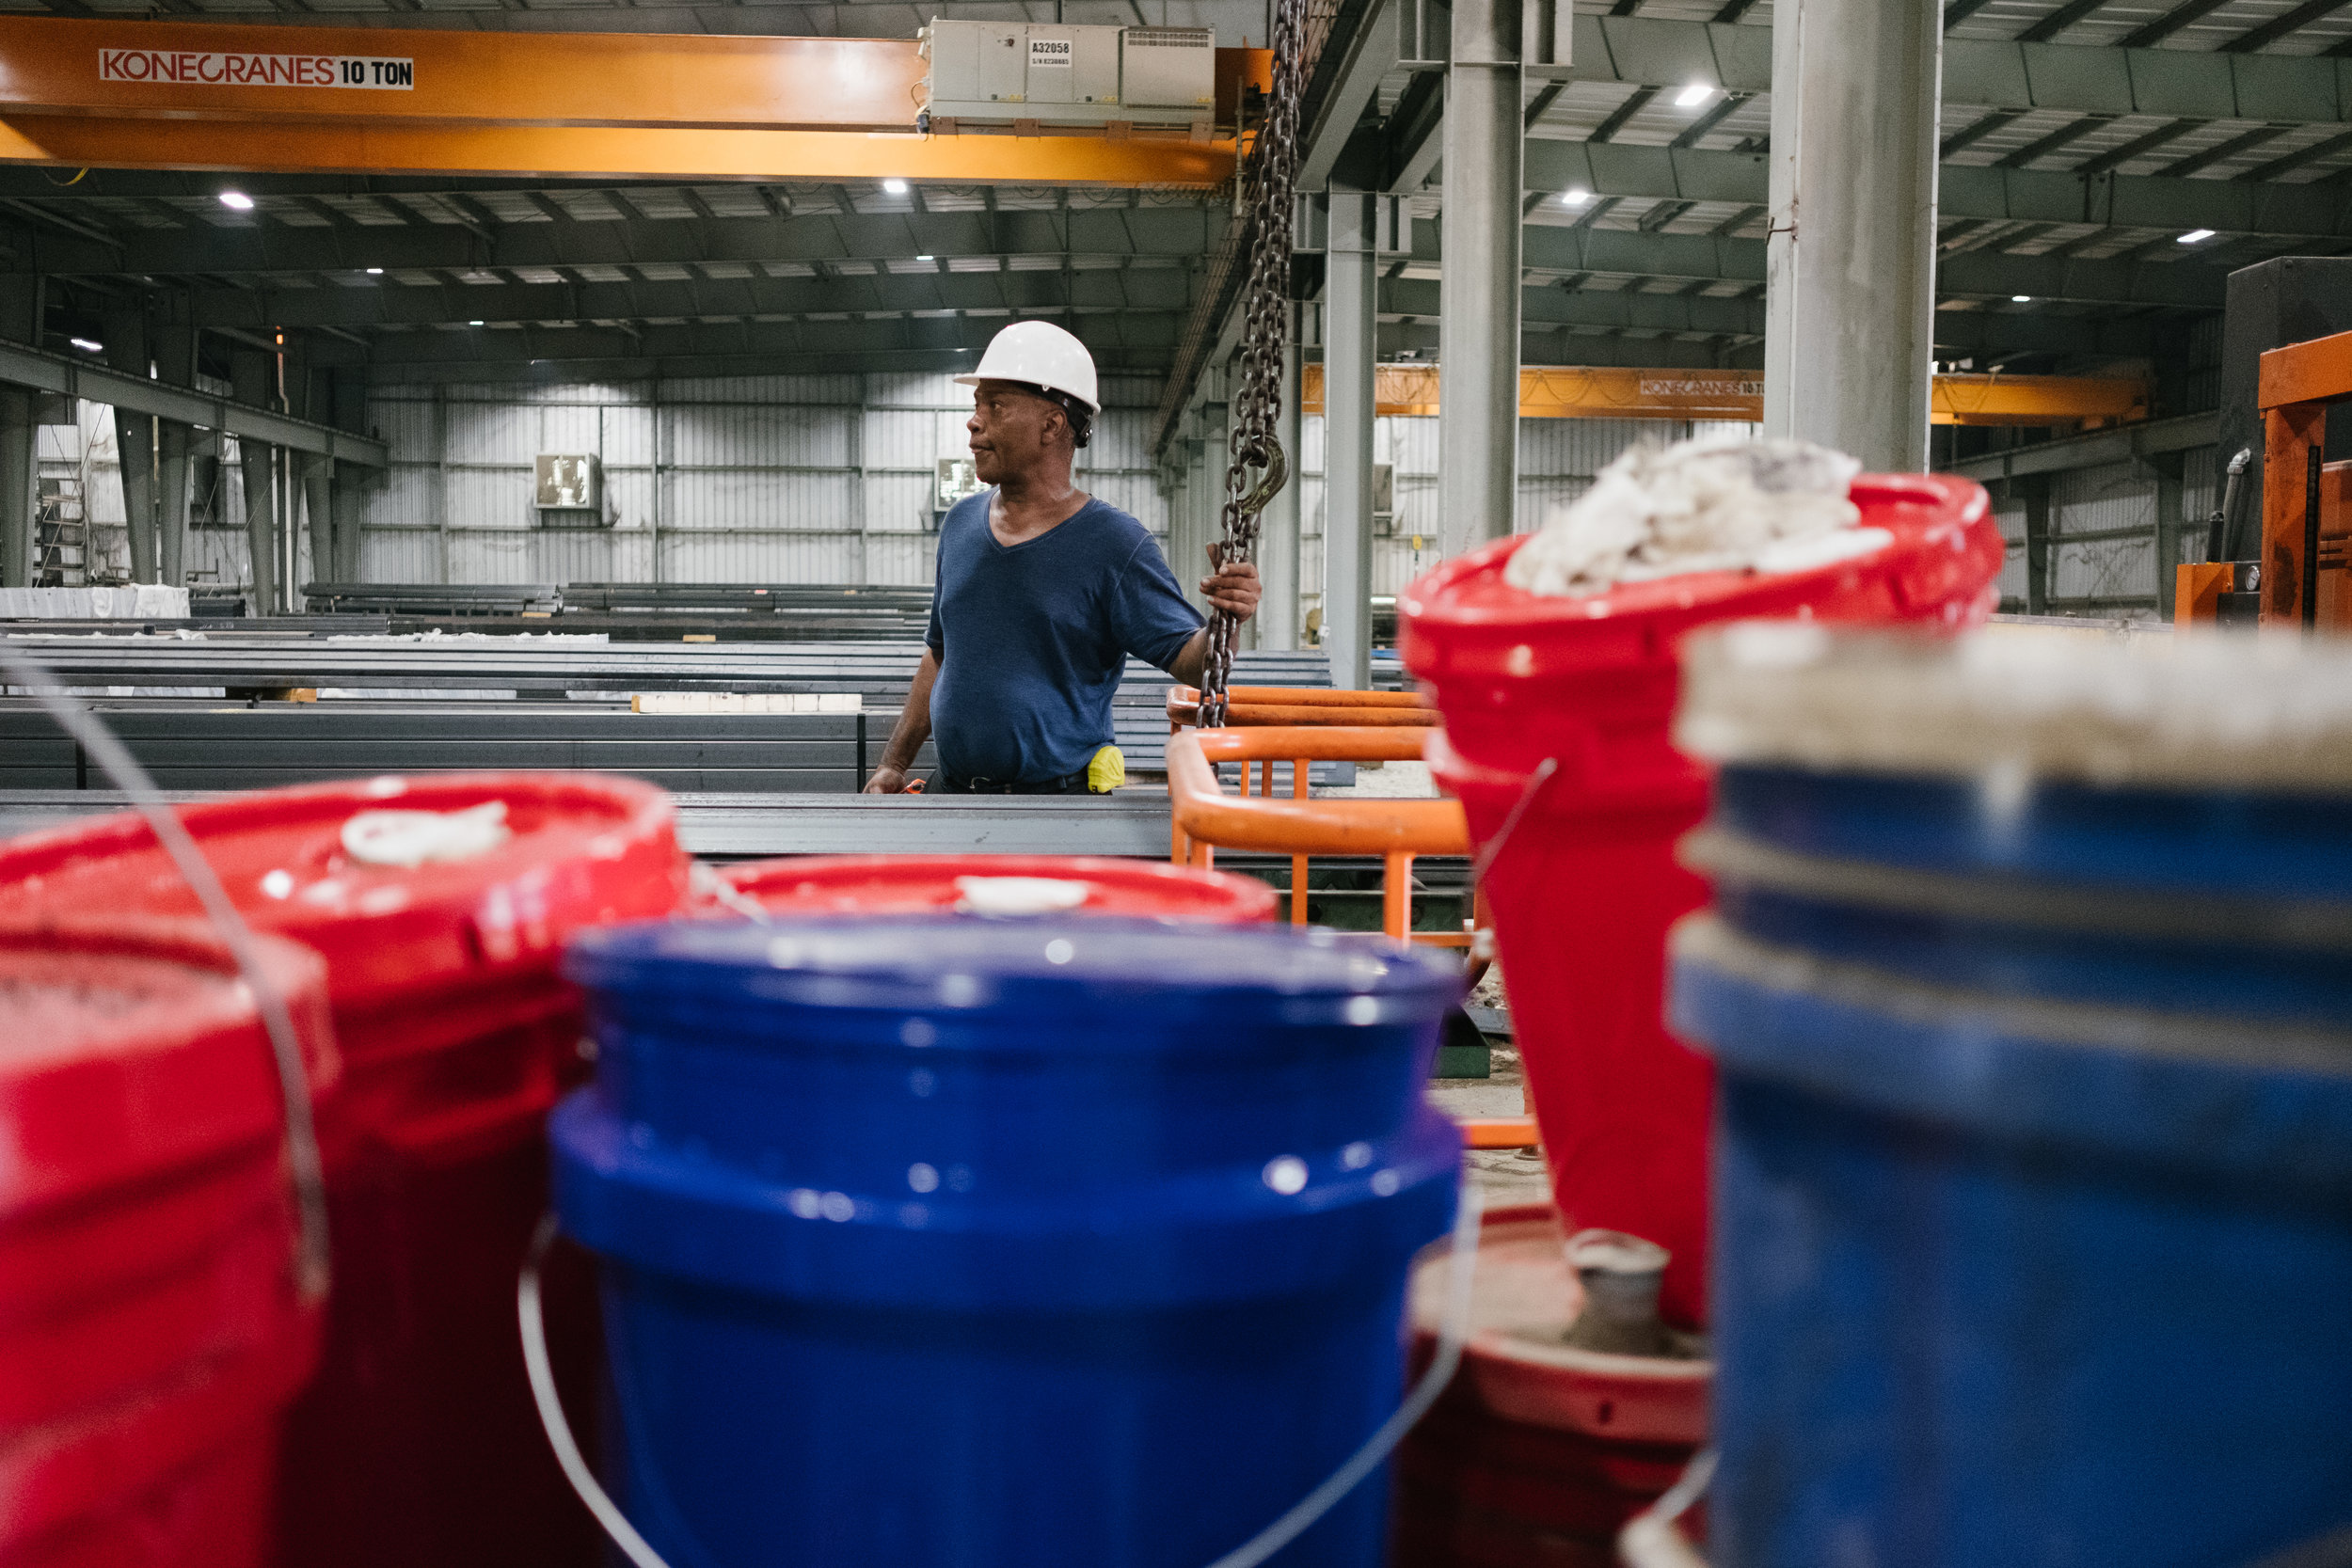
[{"xmin": 863, "ymin": 321, "xmax": 1260, "ymax": 795}]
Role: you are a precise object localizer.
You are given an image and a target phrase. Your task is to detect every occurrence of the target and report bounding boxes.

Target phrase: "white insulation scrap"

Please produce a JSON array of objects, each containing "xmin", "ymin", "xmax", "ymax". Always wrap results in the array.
[{"xmin": 1504, "ymin": 434, "xmax": 1878, "ymax": 597}]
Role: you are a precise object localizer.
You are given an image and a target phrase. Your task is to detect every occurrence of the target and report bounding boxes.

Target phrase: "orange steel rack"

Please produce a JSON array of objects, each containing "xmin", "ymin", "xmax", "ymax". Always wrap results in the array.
[{"xmin": 1163, "ymin": 722, "xmax": 1538, "ymax": 1150}]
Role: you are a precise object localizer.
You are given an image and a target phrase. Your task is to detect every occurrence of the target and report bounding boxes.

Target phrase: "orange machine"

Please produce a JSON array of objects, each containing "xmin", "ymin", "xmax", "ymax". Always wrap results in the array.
[{"xmin": 2181, "ymin": 328, "xmax": 2352, "ymax": 630}]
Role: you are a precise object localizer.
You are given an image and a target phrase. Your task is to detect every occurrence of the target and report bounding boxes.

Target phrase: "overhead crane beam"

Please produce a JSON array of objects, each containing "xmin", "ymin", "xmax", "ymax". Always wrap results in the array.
[
  {"xmin": 1299, "ymin": 363, "xmax": 2149, "ymax": 427},
  {"xmin": 0, "ymin": 18, "xmax": 1267, "ymax": 187},
  {"xmin": 2, "ymin": 199, "xmax": 1227, "ymax": 279}
]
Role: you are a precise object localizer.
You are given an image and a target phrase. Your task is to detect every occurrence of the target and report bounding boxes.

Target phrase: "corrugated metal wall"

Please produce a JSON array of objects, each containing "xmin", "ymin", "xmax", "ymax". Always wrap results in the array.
[
  {"xmin": 1987, "ymin": 447, "xmax": 2216, "ymax": 620},
  {"xmin": 358, "ymin": 372, "xmax": 1168, "ymax": 586}
]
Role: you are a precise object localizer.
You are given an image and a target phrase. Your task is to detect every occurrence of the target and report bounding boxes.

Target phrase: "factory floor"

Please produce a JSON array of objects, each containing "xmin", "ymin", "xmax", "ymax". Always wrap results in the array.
[{"xmin": 1428, "ymin": 1043, "xmax": 1550, "ymax": 1208}]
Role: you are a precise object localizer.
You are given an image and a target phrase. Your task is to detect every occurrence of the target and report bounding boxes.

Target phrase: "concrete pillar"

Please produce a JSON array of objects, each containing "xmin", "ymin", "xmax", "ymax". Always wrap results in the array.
[
  {"xmin": 0, "ymin": 388, "xmax": 31, "ymax": 588},
  {"xmin": 156, "ymin": 419, "xmax": 190, "ymax": 588},
  {"xmin": 1323, "ymin": 188, "xmax": 1379, "ymax": 690},
  {"xmin": 1762, "ymin": 0, "xmax": 1942, "ymax": 471},
  {"xmin": 1256, "ymin": 320, "xmax": 1304, "ymax": 649},
  {"xmin": 1438, "ymin": 0, "xmax": 1524, "ymax": 557}
]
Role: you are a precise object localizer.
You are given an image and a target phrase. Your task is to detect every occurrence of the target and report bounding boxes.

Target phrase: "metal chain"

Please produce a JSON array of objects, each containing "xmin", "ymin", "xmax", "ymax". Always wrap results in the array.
[{"xmin": 1197, "ymin": 0, "xmax": 1307, "ymax": 730}]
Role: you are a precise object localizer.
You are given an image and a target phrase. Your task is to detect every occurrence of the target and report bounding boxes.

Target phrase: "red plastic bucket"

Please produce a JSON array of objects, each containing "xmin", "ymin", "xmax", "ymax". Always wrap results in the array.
[
  {"xmin": 1390, "ymin": 1205, "xmax": 1706, "ymax": 1568},
  {"xmin": 0, "ymin": 773, "xmax": 691, "ymax": 1568},
  {"xmin": 1399, "ymin": 474, "xmax": 2001, "ymax": 1325},
  {"xmin": 712, "ymin": 853, "xmax": 1279, "ymax": 922},
  {"xmin": 0, "ymin": 918, "xmax": 336, "ymax": 1568}
]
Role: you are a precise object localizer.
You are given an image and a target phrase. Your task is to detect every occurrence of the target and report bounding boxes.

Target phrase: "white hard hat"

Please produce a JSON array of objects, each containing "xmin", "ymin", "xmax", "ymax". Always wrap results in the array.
[{"xmin": 955, "ymin": 320, "xmax": 1101, "ymax": 415}]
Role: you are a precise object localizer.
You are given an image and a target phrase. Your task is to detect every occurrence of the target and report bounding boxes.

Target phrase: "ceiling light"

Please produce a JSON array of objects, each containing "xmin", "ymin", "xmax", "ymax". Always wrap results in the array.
[
  {"xmin": 1562, "ymin": 187, "xmax": 1593, "ymax": 208},
  {"xmin": 882, "ymin": 178, "xmax": 910, "ymax": 196},
  {"xmin": 469, "ymin": 319, "xmax": 485, "ymax": 326},
  {"xmin": 365, "ymin": 267, "xmax": 384, "ymax": 276},
  {"xmin": 2178, "ymin": 228, "xmax": 2216, "ymax": 245},
  {"xmin": 1674, "ymin": 83, "xmax": 1715, "ymax": 108},
  {"xmin": 2011, "ymin": 294, "xmax": 2030, "ymax": 303},
  {"xmin": 916, "ymin": 254, "xmax": 934, "ymax": 261},
  {"xmin": 217, "ymin": 190, "xmax": 254, "ymax": 211},
  {"xmin": 69, "ymin": 337, "xmax": 102, "ymax": 353}
]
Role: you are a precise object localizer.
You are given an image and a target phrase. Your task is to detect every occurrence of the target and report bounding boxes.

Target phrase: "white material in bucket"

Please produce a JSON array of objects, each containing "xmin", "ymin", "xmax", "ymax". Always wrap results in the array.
[
  {"xmin": 342, "ymin": 801, "xmax": 513, "ymax": 868},
  {"xmin": 1505, "ymin": 435, "xmax": 1878, "ymax": 597}
]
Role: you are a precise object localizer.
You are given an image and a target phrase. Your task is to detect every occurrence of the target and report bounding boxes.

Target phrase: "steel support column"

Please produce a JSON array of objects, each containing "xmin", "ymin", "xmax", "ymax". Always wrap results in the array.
[
  {"xmin": 242, "ymin": 440, "xmax": 278, "ymax": 614},
  {"xmin": 1763, "ymin": 0, "xmax": 1942, "ymax": 470},
  {"xmin": 117, "ymin": 409, "xmax": 157, "ymax": 581},
  {"xmin": 0, "ymin": 388, "xmax": 30, "ymax": 588},
  {"xmin": 301, "ymin": 454, "xmax": 331, "ymax": 600},
  {"xmin": 1438, "ymin": 0, "xmax": 1524, "ymax": 556},
  {"xmin": 2023, "ymin": 475, "xmax": 2051, "ymax": 615},
  {"xmin": 1324, "ymin": 188, "xmax": 1379, "ymax": 690},
  {"xmin": 156, "ymin": 419, "xmax": 189, "ymax": 588},
  {"xmin": 2153, "ymin": 457, "xmax": 2185, "ymax": 618},
  {"xmin": 1257, "ymin": 321, "xmax": 1304, "ymax": 649},
  {"xmin": 103, "ymin": 301, "xmax": 157, "ymax": 583},
  {"xmin": 330, "ymin": 461, "xmax": 365, "ymax": 583}
]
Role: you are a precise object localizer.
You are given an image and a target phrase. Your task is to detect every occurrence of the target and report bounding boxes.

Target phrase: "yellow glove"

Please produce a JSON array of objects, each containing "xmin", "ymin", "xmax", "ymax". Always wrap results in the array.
[{"xmin": 1087, "ymin": 744, "xmax": 1127, "ymax": 794}]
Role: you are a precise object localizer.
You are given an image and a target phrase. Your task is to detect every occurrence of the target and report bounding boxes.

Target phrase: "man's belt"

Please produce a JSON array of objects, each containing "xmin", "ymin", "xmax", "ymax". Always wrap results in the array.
[{"xmin": 942, "ymin": 768, "xmax": 1089, "ymax": 795}]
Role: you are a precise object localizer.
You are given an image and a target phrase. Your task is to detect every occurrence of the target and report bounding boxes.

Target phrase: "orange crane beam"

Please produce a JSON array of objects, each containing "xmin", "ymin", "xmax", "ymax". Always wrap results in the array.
[
  {"xmin": 0, "ymin": 17, "xmax": 1262, "ymax": 186},
  {"xmin": 1300, "ymin": 364, "xmax": 2150, "ymax": 428}
]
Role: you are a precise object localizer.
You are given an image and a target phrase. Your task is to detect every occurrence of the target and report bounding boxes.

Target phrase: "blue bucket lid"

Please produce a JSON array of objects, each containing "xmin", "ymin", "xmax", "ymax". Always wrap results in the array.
[{"xmin": 565, "ymin": 915, "xmax": 1460, "ymax": 1034}]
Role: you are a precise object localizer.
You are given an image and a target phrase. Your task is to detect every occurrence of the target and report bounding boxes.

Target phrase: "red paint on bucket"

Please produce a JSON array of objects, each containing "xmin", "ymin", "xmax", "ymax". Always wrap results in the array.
[
  {"xmin": 1400, "ymin": 476, "xmax": 2002, "ymax": 1324},
  {"xmin": 712, "ymin": 853, "xmax": 1279, "ymax": 921},
  {"xmin": 0, "ymin": 919, "xmax": 336, "ymax": 1568},
  {"xmin": 1391, "ymin": 1205, "xmax": 1708, "ymax": 1568},
  {"xmin": 0, "ymin": 774, "xmax": 691, "ymax": 1568}
]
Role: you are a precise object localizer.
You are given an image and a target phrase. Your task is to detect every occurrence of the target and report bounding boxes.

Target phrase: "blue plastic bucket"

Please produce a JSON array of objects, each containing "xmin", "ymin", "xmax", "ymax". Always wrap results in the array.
[
  {"xmin": 554, "ymin": 914, "xmax": 1463, "ymax": 1568},
  {"xmin": 1667, "ymin": 626, "xmax": 2352, "ymax": 1568}
]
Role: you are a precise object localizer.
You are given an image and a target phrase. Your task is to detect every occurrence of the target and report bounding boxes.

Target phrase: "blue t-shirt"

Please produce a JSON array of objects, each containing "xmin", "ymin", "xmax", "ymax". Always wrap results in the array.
[{"xmin": 924, "ymin": 492, "xmax": 1201, "ymax": 784}]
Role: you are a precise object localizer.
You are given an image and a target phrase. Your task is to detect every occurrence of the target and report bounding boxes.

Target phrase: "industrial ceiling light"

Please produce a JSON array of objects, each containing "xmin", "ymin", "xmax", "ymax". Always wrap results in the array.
[
  {"xmin": 69, "ymin": 337, "xmax": 102, "ymax": 353},
  {"xmin": 365, "ymin": 267, "xmax": 384, "ymax": 276},
  {"xmin": 218, "ymin": 190, "xmax": 255, "ymax": 211},
  {"xmin": 2178, "ymin": 228, "xmax": 2216, "ymax": 245},
  {"xmin": 469, "ymin": 319, "xmax": 485, "ymax": 326},
  {"xmin": 1674, "ymin": 83, "xmax": 1715, "ymax": 107},
  {"xmin": 2011, "ymin": 294, "xmax": 2030, "ymax": 303},
  {"xmin": 882, "ymin": 179, "xmax": 910, "ymax": 196},
  {"xmin": 917, "ymin": 254, "xmax": 934, "ymax": 261},
  {"xmin": 1562, "ymin": 187, "xmax": 1593, "ymax": 207}
]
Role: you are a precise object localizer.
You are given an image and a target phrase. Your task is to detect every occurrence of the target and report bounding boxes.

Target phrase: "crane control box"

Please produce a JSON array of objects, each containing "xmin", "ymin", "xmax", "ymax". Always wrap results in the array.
[{"xmin": 918, "ymin": 22, "xmax": 1216, "ymax": 137}]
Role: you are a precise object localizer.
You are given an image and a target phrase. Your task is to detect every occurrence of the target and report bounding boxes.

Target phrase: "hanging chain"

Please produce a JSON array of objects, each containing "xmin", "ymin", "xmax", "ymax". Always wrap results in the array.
[{"xmin": 1197, "ymin": 0, "xmax": 1307, "ymax": 730}]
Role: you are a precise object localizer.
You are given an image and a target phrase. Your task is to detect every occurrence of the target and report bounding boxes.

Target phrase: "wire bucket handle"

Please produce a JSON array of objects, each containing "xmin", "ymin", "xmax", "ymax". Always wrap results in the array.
[{"xmin": 519, "ymin": 1184, "xmax": 1488, "ymax": 1568}]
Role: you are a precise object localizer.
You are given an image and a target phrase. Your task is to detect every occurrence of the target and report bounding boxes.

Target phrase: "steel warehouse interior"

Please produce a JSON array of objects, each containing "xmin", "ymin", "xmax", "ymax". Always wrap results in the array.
[{"xmin": 0, "ymin": 2, "xmax": 2348, "ymax": 1567}]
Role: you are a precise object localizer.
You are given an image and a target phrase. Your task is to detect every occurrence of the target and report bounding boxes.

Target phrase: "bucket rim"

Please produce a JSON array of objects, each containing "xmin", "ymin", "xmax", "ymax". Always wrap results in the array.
[{"xmin": 1395, "ymin": 473, "xmax": 1991, "ymax": 643}]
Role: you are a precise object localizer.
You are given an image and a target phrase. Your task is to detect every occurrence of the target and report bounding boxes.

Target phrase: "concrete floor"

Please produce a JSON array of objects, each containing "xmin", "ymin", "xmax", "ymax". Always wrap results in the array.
[{"xmin": 1426, "ymin": 1043, "xmax": 1552, "ymax": 1209}]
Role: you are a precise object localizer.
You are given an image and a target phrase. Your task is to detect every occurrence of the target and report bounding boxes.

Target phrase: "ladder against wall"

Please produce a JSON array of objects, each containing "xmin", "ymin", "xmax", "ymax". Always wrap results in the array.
[{"xmin": 35, "ymin": 465, "xmax": 84, "ymax": 588}]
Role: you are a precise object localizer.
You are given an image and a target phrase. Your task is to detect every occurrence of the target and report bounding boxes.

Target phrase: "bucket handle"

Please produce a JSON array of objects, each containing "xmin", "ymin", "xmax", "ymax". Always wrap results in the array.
[
  {"xmin": 0, "ymin": 640, "xmax": 331, "ymax": 1303},
  {"xmin": 1617, "ymin": 1447, "xmax": 1716, "ymax": 1568},
  {"xmin": 519, "ymin": 1181, "xmax": 1486, "ymax": 1568},
  {"xmin": 1470, "ymin": 755, "xmax": 1561, "ymax": 887}
]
